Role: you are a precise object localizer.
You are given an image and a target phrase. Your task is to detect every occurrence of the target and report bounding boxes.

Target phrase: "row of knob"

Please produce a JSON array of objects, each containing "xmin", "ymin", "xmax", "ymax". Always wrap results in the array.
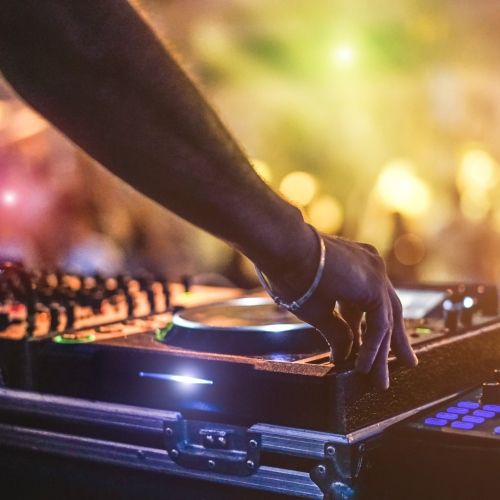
[{"xmin": 0, "ymin": 262, "xmax": 192, "ymax": 336}]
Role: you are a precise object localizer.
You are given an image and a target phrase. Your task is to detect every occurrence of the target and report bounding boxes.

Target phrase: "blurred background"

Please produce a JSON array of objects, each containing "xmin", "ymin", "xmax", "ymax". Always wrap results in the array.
[{"xmin": 1, "ymin": 0, "xmax": 500, "ymax": 287}]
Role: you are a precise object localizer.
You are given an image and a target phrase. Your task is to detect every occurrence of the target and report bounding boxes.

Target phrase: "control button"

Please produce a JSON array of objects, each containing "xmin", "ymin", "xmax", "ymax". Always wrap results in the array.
[
  {"xmin": 424, "ymin": 417, "xmax": 448, "ymax": 427},
  {"xmin": 457, "ymin": 401, "xmax": 480, "ymax": 409},
  {"xmin": 494, "ymin": 426, "xmax": 500, "ymax": 435},
  {"xmin": 436, "ymin": 412, "xmax": 458, "ymax": 420},
  {"xmin": 473, "ymin": 409, "xmax": 495, "ymax": 419},
  {"xmin": 482, "ymin": 404, "xmax": 500, "ymax": 413},
  {"xmin": 462, "ymin": 415, "xmax": 485, "ymax": 424},
  {"xmin": 451, "ymin": 421, "xmax": 474, "ymax": 430},
  {"xmin": 447, "ymin": 407, "xmax": 469, "ymax": 415}
]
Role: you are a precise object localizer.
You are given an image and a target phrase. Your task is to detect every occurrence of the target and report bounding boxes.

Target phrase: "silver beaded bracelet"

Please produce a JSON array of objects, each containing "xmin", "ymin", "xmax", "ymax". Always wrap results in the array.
[{"xmin": 254, "ymin": 225, "xmax": 326, "ymax": 312}]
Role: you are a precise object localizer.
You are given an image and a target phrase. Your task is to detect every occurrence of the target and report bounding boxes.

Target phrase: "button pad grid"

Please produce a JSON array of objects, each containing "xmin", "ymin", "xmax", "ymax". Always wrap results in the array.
[{"xmin": 421, "ymin": 395, "xmax": 500, "ymax": 436}]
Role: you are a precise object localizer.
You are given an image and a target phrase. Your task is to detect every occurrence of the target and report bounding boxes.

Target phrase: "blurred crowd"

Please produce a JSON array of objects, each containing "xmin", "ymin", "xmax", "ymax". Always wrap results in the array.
[{"xmin": 1, "ymin": 0, "xmax": 500, "ymax": 288}]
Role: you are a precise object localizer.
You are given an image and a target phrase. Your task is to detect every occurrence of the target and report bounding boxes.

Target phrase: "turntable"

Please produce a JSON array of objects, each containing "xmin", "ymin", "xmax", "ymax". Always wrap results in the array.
[
  {"xmin": 163, "ymin": 297, "xmax": 329, "ymax": 360},
  {"xmin": 2, "ymin": 281, "xmax": 500, "ymax": 499},
  {"xmin": 9, "ymin": 283, "xmax": 495, "ymax": 436}
]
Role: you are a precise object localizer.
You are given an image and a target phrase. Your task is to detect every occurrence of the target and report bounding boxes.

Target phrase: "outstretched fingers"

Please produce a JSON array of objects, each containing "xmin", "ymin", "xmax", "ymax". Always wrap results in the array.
[
  {"xmin": 370, "ymin": 329, "xmax": 391, "ymax": 389},
  {"xmin": 388, "ymin": 285, "xmax": 418, "ymax": 368},
  {"xmin": 355, "ymin": 292, "xmax": 392, "ymax": 375}
]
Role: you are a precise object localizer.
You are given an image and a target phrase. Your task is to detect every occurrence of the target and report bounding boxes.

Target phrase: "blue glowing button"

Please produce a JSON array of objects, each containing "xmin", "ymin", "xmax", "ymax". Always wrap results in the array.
[
  {"xmin": 424, "ymin": 417, "xmax": 448, "ymax": 427},
  {"xmin": 436, "ymin": 412, "xmax": 458, "ymax": 420},
  {"xmin": 483, "ymin": 404, "xmax": 500, "ymax": 413},
  {"xmin": 462, "ymin": 415, "xmax": 485, "ymax": 424},
  {"xmin": 447, "ymin": 407, "xmax": 469, "ymax": 415},
  {"xmin": 451, "ymin": 421, "xmax": 474, "ymax": 430},
  {"xmin": 473, "ymin": 409, "xmax": 495, "ymax": 419},
  {"xmin": 457, "ymin": 401, "xmax": 480, "ymax": 409},
  {"xmin": 494, "ymin": 426, "xmax": 500, "ymax": 435}
]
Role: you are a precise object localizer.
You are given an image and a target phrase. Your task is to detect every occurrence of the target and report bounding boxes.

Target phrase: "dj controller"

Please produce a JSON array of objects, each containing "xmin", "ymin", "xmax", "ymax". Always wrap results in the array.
[{"xmin": 0, "ymin": 261, "xmax": 500, "ymax": 499}]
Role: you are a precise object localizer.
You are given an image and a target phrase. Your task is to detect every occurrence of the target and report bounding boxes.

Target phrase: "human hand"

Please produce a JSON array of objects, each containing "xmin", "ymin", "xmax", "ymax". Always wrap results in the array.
[{"xmin": 262, "ymin": 227, "xmax": 418, "ymax": 389}]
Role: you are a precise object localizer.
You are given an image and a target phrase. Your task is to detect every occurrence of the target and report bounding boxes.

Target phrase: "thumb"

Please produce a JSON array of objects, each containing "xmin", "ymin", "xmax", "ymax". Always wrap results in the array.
[
  {"xmin": 313, "ymin": 308, "xmax": 354, "ymax": 363},
  {"xmin": 338, "ymin": 301, "xmax": 363, "ymax": 352}
]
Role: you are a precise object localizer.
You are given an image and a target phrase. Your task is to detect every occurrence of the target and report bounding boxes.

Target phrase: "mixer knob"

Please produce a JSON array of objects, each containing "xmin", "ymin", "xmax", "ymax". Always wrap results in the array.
[
  {"xmin": 443, "ymin": 299, "xmax": 459, "ymax": 333},
  {"xmin": 181, "ymin": 274, "xmax": 192, "ymax": 293},
  {"xmin": 49, "ymin": 304, "xmax": 60, "ymax": 332},
  {"xmin": 125, "ymin": 292, "xmax": 135, "ymax": 318},
  {"xmin": 146, "ymin": 287, "xmax": 156, "ymax": 314},
  {"xmin": 64, "ymin": 299, "xmax": 76, "ymax": 329},
  {"xmin": 481, "ymin": 381, "xmax": 500, "ymax": 404},
  {"xmin": 164, "ymin": 288, "xmax": 171, "ymax": 310},
  {"xmin": 459, "ymin": 296, "xmax": 476, "ymax": 329},
  {"xmin": 91, "ymin": 289, "xmax": 105, "ymax": 314}
]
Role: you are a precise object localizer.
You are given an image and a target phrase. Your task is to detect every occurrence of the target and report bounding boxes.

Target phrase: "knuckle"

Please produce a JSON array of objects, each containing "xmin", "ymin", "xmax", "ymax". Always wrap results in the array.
[
  {"xmin": 392, "ymin": 296, "xmax": 403, "ymax": 315},
  {"xmin": 359, "ymin": 243, "xmax": 380, "ymax": 256}
]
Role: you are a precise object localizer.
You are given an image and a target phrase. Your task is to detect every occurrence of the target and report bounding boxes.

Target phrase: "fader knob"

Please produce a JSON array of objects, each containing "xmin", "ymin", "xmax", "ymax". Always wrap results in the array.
[
  {"xmin": 146, "ymin": 287, "xmax": 156, "ymax": 314},
  {"xmin": 125, "ymin": 292, "xmax": 135, "ymax": 318},
  {"xmin": 181, "ymin": 275, "xmax": 192, "ymax": 293},
  {"xmin": 49, "ymin": 304, "xmax": 60, "ymax": 332},
  {"xmin": 65, "ymin": 300, "xmax": 76, "ymax": 329},
  {"xmin": 481, "ymin": 382, "xmax": 500, "ymax": 404}
]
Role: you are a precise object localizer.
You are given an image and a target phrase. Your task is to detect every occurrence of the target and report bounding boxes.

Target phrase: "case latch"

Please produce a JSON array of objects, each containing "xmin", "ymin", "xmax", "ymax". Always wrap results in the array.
[{"xmin": 164, "ymin": 418, "xmax": 261, "ymax": 476}]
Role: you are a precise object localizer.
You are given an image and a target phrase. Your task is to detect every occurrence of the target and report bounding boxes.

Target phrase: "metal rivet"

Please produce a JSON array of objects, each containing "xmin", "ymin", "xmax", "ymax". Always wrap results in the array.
[
  {"xmin": 170, "ymin": 449, "xmax": 179, "ymax": 458},
  {"xmin": 165, "ymin": 427, "xmax": 173, "ymax": 436},
  {"xmin": 246, "ymin": 460, "xmax": 255, "ymax": 470},
  {"xmin": 249, "ymin": 439, "xmax": 258, "ymax": 448},
  {"xmin": 208, "ymin": 459, "xmax": 216, "ymax": 469},
  {"xmin": 217, "ymin": 437, "xmax": 226, "ymax": 445},
  {"xmin": 316, "ymin": 464, "xmax": 326, "ymax": 475},
  {"xmin": 326, "ymin": 445, "xmax": 336, "ymax": 456},
  {"xmin": 206, "ymin": 435, "xmax": 214, "ymax": 443}
]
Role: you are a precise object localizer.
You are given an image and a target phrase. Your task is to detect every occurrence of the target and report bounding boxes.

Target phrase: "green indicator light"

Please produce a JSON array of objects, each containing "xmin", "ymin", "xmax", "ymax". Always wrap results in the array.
[
  {"xmin": 53, "ymin": 333, "xmax": 96, "ymax": 344},
  {"xmin": 155, "ymin": 322, "xmax": 174, "ymax": 341},
  {"xmin": 415, "ymin": 327, "xmax": 432, "ymax": 335}
]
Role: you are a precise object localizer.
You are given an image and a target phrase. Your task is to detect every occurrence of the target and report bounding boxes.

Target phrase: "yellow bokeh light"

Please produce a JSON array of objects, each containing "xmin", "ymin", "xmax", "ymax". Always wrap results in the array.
[
  {"xmin": 279, "ymin": 171, "xmax": 318, "ymax": 207},
  {"xmin": 457, "ymin": 148, "xmax": 498, "ymax": 194},
  {"xmin": 250, "ymin": 158, "xmax": 272, "ymax": 184},
  {"xmin": 331, "ymin": 43, "xmax": 356, "ymax": 66},
  {"xmin": 307, "ymin": 195, "xmax": 344, "ymax": 234},
  {"xmin": 393, "ymin": 233, "xmax": 426, "ymax": 266},
  {"xmin": 376, "ymin": 159, "xmax": 431, "ymax": 217}
]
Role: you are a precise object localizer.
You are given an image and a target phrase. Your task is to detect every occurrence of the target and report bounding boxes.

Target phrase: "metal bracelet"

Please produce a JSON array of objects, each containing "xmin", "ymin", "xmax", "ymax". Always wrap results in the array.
[{"xmin": 254, "ymin": 225, "xmax": 326, "ymax": 312}]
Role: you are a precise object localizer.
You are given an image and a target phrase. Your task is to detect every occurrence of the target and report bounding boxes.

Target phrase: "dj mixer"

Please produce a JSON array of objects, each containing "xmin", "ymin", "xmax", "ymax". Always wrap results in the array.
[{"xmin": 0, "ymin": 261, "xmax": 500, "ymax": 499}]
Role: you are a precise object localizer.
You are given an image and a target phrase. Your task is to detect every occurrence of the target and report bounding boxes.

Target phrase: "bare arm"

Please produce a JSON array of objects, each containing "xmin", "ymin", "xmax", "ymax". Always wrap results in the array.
[{"xmin": 0, "ymin": 0, "xmax": 417, "ymax": 387}]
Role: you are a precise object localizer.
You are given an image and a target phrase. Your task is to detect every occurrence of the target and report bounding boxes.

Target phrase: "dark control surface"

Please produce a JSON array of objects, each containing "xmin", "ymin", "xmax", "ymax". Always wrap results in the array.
[{"xmin": 394, "ymin": 370, "xmax": 500, "ymax": 442}]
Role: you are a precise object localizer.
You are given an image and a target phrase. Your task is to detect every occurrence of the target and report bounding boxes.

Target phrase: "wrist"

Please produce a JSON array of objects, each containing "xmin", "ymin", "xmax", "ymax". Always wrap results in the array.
[
  {"xmin": 255, "ymin": 225, "xmax": 325, "ymax": 311},
  {"xmin": 248, "ymin": 212, "xmax": 321, "ymax": 302}
]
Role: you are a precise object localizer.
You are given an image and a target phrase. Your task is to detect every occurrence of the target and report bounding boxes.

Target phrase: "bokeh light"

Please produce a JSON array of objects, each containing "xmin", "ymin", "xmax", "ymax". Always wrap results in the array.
[
  {"xmin": 457, "ymin": 148, "xmax": 498, "ymax": 194},
  {"xmin": 307, "ymin": 195, "xmax": 344, "ymax": 234},
  {"xmin": 279, "ymin": 171, "xmax": 318, "ymax": 207},
  {"xmin": 331, "ymin": 43, "xmax": 356, "ymax": 67},
  {"xmin": 376, "ymin": 160, "xmax": 431, "ymax": 217},
  {"xmin": 2, "ymin": 190, "xmax": 18, "ymax": 207},
  {"xmin": 250, "ymin": 158, "xmax": 273, "ymax": 184},
  {"xmin": 393, "ymin": 233, "xmax": 426, "ymax": 266}
]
